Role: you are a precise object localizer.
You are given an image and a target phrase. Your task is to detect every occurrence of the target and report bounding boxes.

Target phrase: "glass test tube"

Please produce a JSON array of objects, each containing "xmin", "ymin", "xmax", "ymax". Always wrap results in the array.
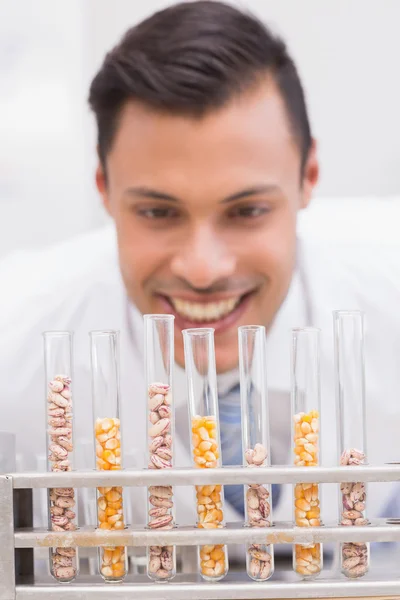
[
  {"xmin": 239, "ymin": 326, "xmax": 274, "ymax": 581},
  {"xmin": 291, "ymin": 328, "xmax": 323, "ymax": 578},
  {"xmin": 44, "ymin": 331, "xmax": 78, "ymax": 583},
  {"xmin": 334, "ymin": 310, "xmax": 369, "ymax": 578},
  {"xmin": 183, "ymin": 328, "xmax": 228, "ymax": 581},
  {"xmin": 90, "ymin": 330, "xmax": 127, "ymax": 582},
  {"xmin": 144, "ymin": 314, "xmax": 176, "ymax": 581}
]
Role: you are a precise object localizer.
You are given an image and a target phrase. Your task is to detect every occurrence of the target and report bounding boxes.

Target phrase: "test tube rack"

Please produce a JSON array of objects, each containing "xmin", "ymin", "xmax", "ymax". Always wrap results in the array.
[{"xmin": 2, "ymin": 464, "xmax": 400, "ymax": 600}]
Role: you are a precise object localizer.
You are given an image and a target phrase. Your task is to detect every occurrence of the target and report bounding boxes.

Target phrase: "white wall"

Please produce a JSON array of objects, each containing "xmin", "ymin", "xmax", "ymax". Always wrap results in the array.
[{"xmin": 1, "ymin": 0, "xmax": 399, "ymax": 258}]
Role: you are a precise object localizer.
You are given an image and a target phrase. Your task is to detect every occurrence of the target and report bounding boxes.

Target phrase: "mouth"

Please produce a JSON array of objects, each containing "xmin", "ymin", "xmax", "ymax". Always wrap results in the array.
[{"xmin": 157, "ymin": 291, "xmax": 255, "ymax": 334}]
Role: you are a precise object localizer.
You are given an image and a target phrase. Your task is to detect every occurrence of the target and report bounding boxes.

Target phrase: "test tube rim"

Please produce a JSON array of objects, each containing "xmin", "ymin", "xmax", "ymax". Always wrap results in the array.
[
  {"xmin": 89, "ymin": 329, "xmax": 119, "ymax": 337},
  {"xmin": 238, "ymin": 324, "xmax": 266, "ymax": 334},
  {"xmin": 333, "ymin": 309, "xmax": 365, "ymax": 318},
  {"xmin": 42, "ymin": 330, "xmax": 73, "ymax": 337},
  {"xmin": 182, "ymin": 327, "xmax": 215, "ymax": 336},
  {"xmin": 143, "ymin": 314, "xmax": 175, "ymax": 321},
  {"xmin": 292, "ymin": 326, "xmax": 321, "ymax": 334}
]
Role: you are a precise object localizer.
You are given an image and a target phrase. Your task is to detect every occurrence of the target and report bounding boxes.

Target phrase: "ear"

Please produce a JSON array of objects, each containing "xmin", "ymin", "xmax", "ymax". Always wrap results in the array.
[
  {"xmin": 95, "ymin": 159, "xmax": 112, "ymax": 216},
  {"xmin": 300, "ymin": 138, "xmax": 319, "ymax": 210}
]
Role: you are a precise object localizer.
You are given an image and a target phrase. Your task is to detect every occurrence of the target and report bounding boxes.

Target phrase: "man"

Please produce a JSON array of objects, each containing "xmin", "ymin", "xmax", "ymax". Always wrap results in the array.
[{"xmin": 1, "ymin": 0, "xmax": 400, "ymax": 535}]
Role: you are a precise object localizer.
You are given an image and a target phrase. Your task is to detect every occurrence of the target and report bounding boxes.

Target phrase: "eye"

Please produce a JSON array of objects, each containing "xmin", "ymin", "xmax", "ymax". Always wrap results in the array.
[
  {"xmin": 228, "ymin": 204, "xmax": 270, "ymax": 219},
  {"xmin": 137, "ymin": 206, "xmax": 179, "ymax": 219}
]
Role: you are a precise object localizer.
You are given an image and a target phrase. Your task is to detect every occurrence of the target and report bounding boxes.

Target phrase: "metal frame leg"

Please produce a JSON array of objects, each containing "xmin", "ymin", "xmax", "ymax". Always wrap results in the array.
[
  {"xmin": 13, "ymin": 489, "xmax": 33, "ymax": 585},
  {"xmin": 0, "ymin": 475, "xmax": 15, "ymax": 600}
]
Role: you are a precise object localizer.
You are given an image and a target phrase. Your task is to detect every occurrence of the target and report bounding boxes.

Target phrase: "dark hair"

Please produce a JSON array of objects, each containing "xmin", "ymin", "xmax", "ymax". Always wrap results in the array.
[{"xmin": 89, "ymin": 0, "xmax": 312, "ymax": 172}]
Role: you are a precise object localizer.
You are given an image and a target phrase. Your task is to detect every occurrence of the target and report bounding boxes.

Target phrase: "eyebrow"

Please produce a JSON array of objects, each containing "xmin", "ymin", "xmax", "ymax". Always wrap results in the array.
[{"xmin": 124, "ymin": 184, "xmax": 280, "ymax": 204}]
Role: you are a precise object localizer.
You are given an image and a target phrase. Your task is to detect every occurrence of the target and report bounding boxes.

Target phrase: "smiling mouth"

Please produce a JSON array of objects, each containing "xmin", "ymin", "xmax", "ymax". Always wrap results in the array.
[{"xmin": 157, "ymin": 291, "xmax": 254, "ymax": 330}]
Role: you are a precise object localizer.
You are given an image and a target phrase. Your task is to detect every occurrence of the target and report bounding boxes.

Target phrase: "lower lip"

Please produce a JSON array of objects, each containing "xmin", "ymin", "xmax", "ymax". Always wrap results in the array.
[{"xmin": 157, "ymin": 293, "xmax": 253, "ymax": 334}]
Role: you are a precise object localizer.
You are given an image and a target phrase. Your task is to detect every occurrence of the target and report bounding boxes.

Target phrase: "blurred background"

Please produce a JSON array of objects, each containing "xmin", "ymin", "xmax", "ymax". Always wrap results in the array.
[{"xmin": 0, "ymin": 0, "xmax": 399, "ymax": 258}]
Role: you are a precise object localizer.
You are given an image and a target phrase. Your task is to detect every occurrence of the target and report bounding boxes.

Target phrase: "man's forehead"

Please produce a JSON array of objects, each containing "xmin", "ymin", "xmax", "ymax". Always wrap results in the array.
[{"xmin": 110, "ymin": 80, "xmax": 296, "ymax": 157}]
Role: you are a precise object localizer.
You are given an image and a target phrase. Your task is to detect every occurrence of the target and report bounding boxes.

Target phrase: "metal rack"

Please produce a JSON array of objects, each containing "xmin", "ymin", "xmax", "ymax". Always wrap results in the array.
[{"xmin": 2, "ymin": 464, "xmax": 400, "ymax": 600}]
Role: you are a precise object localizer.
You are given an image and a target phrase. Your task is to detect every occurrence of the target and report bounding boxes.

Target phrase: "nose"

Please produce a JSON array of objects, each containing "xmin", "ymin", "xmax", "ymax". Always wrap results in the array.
[{"xmin": 170, "ymin": 225, "xmax": 236, "ymax": 289}]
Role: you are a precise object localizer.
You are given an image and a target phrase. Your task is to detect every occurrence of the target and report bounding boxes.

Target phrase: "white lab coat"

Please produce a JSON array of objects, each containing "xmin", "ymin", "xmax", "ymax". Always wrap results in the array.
[{"xmin": 1, "ymin": 225, "xmax": 400, "ymax": 533}]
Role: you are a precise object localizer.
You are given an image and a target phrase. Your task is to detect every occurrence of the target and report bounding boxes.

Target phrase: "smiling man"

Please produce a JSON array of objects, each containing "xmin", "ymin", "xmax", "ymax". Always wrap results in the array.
[
  {"xmin": 2, "ymin": 0, "xmax": 400, "ymax": 550},
  {"xmin": 90, "ymin": 1, "xmax": 318, "ymax": 372}
]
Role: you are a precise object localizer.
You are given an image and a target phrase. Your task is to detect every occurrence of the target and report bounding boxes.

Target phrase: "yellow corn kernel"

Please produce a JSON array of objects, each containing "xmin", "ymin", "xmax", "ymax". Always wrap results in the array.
[
  {"xmin": 108, "ymin": 426, "xmax": 118, "ymax": 438},
  {"xmin": 194, "ymin": 456, "xmax": 206, "ymax": 466},
  {"xmin": 105, "ymin": 438, "xmax": 119, "ymax": 450},
  {"xmin": 202, "ymin": 522, "xmax": 218, "ymax": 529},
  {"xmin": 204, "ymin": 509, "xmax": 219, "ymax": 523},
  {"xmin": 296, "ymin": 518, "xmax": 310, "ymax": 527},
  {"xmin": 301, "ymin": 422, "xmax": 312, "ymax": 435},
  {"xmin": 311, "ymin": 544, "xmax": 321, "ymax": 558},
  {"xmin": 294, "ymin": 485, "xmax": 303, "ymax": 499},
  {"xmin": 102, "ymin": 549, "xmax": 113, "ymax": 565},
  {"xmin": 103, "ymin": 450, "xmax": 116, "ymax": 464},
  {"xmin": 302, "ymin": 415, "xmax": 312, "ymax": 423},
  {"xmin": 204, "ymin": 451, "xmax": 217, "ymax": 462},
  {"xmin": 192, "ymin": 434, "xmax": 200, "ymax": 447},
  {"xmin": 101, "ymin": 418, "xmax": 113, "ymax": 432},
  {"xmin": 97, "ymin": 458, "xmax": 110, "ymax": 470},
  {"xmin": 300, "ymin": 451, "xmax": 313, "ymax": 462},
  {"xmin": 98, "ymin": 496, "xmax": 107, "ymax": 510},
  {"xmin": 295, "ymin": 498, "xmax": 311, "ymax": 512},
  {"xmin": 197, "ymin": 494, "xmax": 212, "ymax": 505},
  {"xmin": 203, "ymin": 559, "xmax": 216, "ymax": 568},
  {"xmin": 304, "ymin": 443, "xmax": 317, "ymax": 455},
  {"xmin": 101, "ymin": 565, "xmax": 113, "ymax": 577},
  {"xmin": 298, "ymin": 548, "xmax": 313, "ymax": 562},
  {"xmin": 198, "ymin": 427, "xmax": 209, "ymax": 441},
  {"xmin": 193, "ymin": 448, "xmax": 201, "ymax": 457},
  {"xmin": 304, "ymin": 488, "xmax": 312, "ymax": 503},
  {"xmin": 114, "ymin": 520, "xmax": 124, "ymax": 530},
  {"xmin": 108, "ymin": 514, "xmax": 123, "ymax": 525},
  {"xmin": 99, "ymin": 522, "xmax": 111, "ymax": 530},
  {"xmin": 296, "ymin": 558, "xmax": 310, "ymax": 567},
  {"xmin": 199, "ymin": 441, "xmax": 212, "ymax": 452},
  {"xmin": 201, "ymin": 485, "xmax": 215, "ymax": 496},
  {"xmin": 98, "ymin": 509, "xmax": 106, "ymax": 523},
  {"xmin": 295, "ymin": 508, "xmax": 307, "ymax": 520},
  {"xmin": 106, "ymin": 489, "xmax": 121, "ymax": 502},
  {"xmin": 112, "ymin": 562, "xmax": 126, "ymax": 576},
  {"xmin": 307, "ymin": 508, "xmax": 320, "ymax": 519},
  {"xmin": 210, "ymin": 491, "xmax": 220, "ymax": 503},
  {"xmin": 210, "ymin": 548, "xmax": 224, "ymax": 561}
]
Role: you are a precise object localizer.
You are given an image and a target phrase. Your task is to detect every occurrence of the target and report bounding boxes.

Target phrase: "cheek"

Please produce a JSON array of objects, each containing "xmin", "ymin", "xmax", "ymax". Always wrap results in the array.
[
  {"xmin": 114, "ymin": 216, "xmax": 161, "ymax": 291},
  {"xmin": 241, "ymin": 208, "xmax": 297, "ymax": 276}
]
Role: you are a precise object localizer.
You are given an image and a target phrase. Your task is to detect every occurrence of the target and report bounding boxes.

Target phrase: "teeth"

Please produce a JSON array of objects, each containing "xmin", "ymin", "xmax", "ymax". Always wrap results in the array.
[{"xmin": 171, "ymin": 297, "xmax": 241, "ymax": 322}]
